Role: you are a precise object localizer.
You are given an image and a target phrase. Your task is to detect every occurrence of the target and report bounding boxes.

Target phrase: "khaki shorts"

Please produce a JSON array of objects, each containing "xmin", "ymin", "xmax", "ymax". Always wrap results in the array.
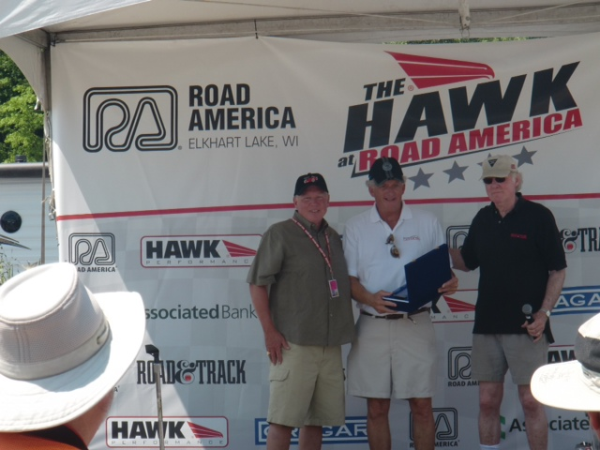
[
  {"xmin": 347, "ymin": 311, "xmax": 437, "ymax": 399},
  {"xmin": 471, "ymin": 333, "xmax": 548, "ymax": 385},
  {"xmin": 267, "ymin": 342, "xmax": 345, "ymax": 428}
]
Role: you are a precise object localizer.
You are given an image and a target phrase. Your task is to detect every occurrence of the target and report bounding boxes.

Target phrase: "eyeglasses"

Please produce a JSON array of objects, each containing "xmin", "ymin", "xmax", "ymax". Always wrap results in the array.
[
  {"xmin": 483, "ymin": 177, "xmax": 507, "ymax": 185},
  {"xmin": 386, "ymin": 234, "xmax": 400, "ymax": 258}
]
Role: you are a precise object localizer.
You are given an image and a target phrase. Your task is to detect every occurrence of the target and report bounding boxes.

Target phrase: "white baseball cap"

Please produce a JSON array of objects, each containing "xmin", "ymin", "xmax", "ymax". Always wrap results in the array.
[
  {"xmin": 0, "ymin": 262, "xmax": 146, "ymax": 432},
  {"xmin": 481, "ymin": 155, "xmax": 518, "ymax": 179},
  {"xmin": 531, "ymin": 313, "xmax": 600, "ymax": 411}
]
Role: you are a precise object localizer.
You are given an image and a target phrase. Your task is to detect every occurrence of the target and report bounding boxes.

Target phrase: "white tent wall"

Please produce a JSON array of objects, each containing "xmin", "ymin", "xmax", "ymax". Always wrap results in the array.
[{"xmin": 47, "ymin": 33, "xmax": 600, "ymax": 449}]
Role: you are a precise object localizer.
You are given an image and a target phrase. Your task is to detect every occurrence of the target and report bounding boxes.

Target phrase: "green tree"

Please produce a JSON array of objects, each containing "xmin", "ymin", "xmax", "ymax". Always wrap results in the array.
[{"xmin": 0, "ymin": 51, "xmax": 44, "ymax": 162}]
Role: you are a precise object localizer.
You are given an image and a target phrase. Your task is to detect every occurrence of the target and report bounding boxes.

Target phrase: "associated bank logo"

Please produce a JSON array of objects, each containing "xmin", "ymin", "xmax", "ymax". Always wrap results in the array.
[
  {"xmin": 69, "ymin": 233, "xmax": 116, "ymax": 271},
  {"xmin": 254, "ymin": 417, "xmax": 368, "ymax": 445},
  {"xmin": 447, "ymin": 346, "xmax": 478, "ymax": 388},
  {"xmin": 553, "ymin": 286, "xmax": 600, "ymax": 316},
  {"xmin": 410, "ymin": 408, "xmax": 459, "ymax": 445},
  {"xmin": 141, "ymin": 234, "xmax": 260, "ymax": 268},
  {"xmin": 83, "ymin": 86, "xmax": 177, "ymax": 152},
  {"xmin": 106, "ymin": 416, "xmax": 227, "ymax": 448}
]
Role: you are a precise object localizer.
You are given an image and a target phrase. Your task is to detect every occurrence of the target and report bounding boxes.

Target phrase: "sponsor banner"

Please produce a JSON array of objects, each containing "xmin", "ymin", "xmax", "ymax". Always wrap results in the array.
[
  {"xmin": 106, "ymin": 416, "xmax": 228, "ymax": 448},
  {"xmin": 254, "ymin": 417, "xmax": 368, "ymax": 445},
  {"xmin": 50, "ymin": 35, "xmax": 600, "ymax": 449},
  {"xmin": 141, "ymin": 234, "xmax": 260, "ymax": 268}
]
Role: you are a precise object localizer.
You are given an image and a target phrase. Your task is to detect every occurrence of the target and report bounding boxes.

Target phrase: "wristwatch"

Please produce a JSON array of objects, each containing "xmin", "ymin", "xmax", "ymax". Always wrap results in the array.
[{"xmin": 540, "ymin": 308, "xmax": 551, "ymax": 318}]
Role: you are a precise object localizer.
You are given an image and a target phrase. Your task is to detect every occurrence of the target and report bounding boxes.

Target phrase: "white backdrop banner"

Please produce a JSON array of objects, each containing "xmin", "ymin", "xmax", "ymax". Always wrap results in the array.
[{"xmin": 51, "ymin": 34, "xmax": 600, "ymax": 449}]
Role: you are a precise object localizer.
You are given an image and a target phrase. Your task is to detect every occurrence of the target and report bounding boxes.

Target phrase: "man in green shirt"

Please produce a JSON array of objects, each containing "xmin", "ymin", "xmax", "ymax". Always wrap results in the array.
[{"xmin": 247, "ymin": 173, "xmax": 355, "ymax": 450}]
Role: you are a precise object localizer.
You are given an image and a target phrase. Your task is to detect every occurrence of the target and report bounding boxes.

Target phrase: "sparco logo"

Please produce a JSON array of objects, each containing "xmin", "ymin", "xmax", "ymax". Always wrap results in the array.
[
  {"xmin": 410, "ymin": 408, "xmax": 459, "ymax": 446},
  {"xmin": 560, "ymin": 227, "xmax": 600, "ymax": 253},
  {"xmin": 69, "ymin": 233, "xmax": 116, "ymax": 271},
  {"xmin": 83, "ymin": 86, "xmax": 177, "ymax": 152},
  {"xmin": 136, "ymin": 359, "xmax": 246, "ymax": 385},
  {"xmin": 107, "ymin": 416, "xmax": 227, "ymax": 448},
  {"xmin": 254, "ymin": 417, "xmax": 368, "ymax": 445},
  {"xmin": 553, "ymin": 286, "xmax": 600, "ymax": 316},
  {"xmin": 141, "ymin": 234, "xmax": 260, "ymax": 268}
]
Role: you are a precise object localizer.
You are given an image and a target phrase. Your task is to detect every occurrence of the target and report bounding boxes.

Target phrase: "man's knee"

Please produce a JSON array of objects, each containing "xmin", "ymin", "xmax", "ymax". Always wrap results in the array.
[
  {"xmin": 408, "ymin": 397, "xmax": 433, "ymax": 421},
  {"xmin": 367, "ymin": 398, "xmax": 391, "ymax": 421},
  {"xmin": 479, "ymin": 383, "xmax": 503, "ymax": 414},
  {"xmin": 519, "ymin": 387, "xmax": 543, "ymax": 415}
]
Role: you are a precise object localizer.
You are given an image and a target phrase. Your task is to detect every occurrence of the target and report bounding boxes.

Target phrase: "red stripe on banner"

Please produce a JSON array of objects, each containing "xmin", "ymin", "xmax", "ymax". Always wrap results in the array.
[{"xmin": 56, "ymin": 193, "xmax": 600, "ymax": 222}]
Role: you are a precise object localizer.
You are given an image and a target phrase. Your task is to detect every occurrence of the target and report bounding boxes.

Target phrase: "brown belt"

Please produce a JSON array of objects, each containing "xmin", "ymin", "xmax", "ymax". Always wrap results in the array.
[{"xmin": 360, "ymin": 307, "xmax": 431, "ymax": 320}]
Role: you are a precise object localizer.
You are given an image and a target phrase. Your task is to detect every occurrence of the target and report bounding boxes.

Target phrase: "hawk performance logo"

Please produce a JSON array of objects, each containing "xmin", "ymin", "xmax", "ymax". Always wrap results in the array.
[
  {"xmin": 83, "ymin": 86, "xmax": 178, "ymax": 152},
  {"xmin": 107, "ymin": 416, "xmax": 227, "ymax": 448},
  {"xmin": 141, "ymin": 234, "xmax": 260, "ymax": 268}
]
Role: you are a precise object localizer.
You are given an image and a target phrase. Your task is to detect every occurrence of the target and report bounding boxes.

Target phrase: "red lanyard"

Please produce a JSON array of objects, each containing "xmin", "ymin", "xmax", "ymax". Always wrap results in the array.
[{"xmin": 292, "ymin": 218, "xmax": 334, "ymax": 278}]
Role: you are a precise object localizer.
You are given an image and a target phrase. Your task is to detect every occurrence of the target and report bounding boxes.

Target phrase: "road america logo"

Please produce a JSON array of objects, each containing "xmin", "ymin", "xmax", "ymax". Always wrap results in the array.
[
  {"xmin": 141, "ymin": 234, "xmax": 260, "ymax": 268},
  {"xmin": 410, "ymin": 408, "xmax": 459, "ymax": 445},
  {"xmin": 69, "ymin": 233, "xmax": 116, "ymax": 272},
  {"xmin": 106, "ymin": 416, "xmax": 227, "ymax": 448},
  {"xmin": 83, "ymin": 86, "xmax": 178, "ymax": 152}
]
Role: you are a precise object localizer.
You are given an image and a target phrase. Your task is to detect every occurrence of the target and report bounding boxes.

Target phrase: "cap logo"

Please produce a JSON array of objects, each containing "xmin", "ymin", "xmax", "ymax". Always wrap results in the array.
[
  {"xmin": 382, "ymin": 159, "xmax": 394, "ymax": 179},
  {"xmin": 488, "ymin": 158, "xmax": 498, "ymax": 167},
  {"xmin": 304, "ymin": 175, "xmax": 318, "ymax": 184}
]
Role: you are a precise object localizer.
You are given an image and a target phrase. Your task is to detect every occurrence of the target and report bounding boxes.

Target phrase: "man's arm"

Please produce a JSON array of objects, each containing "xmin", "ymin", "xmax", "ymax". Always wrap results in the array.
[
  {"xmin": 540, "ymin": 268, "xmax": 566, "ymax": 313},
  {"xmin": 248, "ymin": 284, "xmax": 289, "ymax": 364},
  {"xmin": 449, "ymin": 248, "xmax": 470, "ymax": 272},
  {"xmin": 524, "ymin": 268, "xmax": 566, "ymax": 342},
  {"xmin": 349, "ymin": 276, "xmax": 397, "ymax": 315}
]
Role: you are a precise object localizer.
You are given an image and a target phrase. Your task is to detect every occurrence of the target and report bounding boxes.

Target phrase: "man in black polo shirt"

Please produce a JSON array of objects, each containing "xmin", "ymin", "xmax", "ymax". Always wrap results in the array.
[{"xmin": 451, "ymin": 155, "xmax": 566, "ymax": 450}]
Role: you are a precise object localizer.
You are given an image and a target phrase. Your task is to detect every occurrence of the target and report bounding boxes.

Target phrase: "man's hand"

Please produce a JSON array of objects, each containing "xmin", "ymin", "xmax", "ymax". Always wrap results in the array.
[
  {"xmin": 264, "ymin": 329, "xmax": 290, "ymax": 365},
  {"xmin": 439, "ymin": 273, "xmax": 459, "ymax": 296},
  {"xmin": 522, "ymin": 311, "xmax": 548, "ymax": 343},
  {"xmin": 369, "ymin": 291, "xmax": 399, "ymax": 315}
]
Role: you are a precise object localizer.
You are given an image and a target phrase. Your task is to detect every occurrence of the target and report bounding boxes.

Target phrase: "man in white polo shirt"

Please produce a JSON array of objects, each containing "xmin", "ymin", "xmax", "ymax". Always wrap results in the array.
[{"xmin": 343, "ymin": 157, "xmax": 457, "ymax": 450}]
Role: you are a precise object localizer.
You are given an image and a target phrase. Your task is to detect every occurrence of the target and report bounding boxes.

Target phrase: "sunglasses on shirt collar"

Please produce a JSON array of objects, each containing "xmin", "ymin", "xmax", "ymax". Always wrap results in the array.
[{"xmin": 386, "ymin": 234, "xmax": 400, "ymax": 258}]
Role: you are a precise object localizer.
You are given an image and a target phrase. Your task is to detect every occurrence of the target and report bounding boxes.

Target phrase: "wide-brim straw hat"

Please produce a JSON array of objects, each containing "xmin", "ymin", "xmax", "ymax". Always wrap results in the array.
[
  {"xmin": 0, "ymin": 263, "xmax": 145, "ymax": 432},
  {"xmin": 532, "ymin": 312, "xmax": 600, "ymax": 412}
]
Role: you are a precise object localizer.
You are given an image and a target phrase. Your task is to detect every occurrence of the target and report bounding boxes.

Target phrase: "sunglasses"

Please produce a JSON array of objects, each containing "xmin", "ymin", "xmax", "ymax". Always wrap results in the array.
[
  {"xmin": 483, "ymin": 177, "xmax": 507, "ymax": 185},
  {"xmin": 386, "ymin": 234, "xmax": 400, "ymax": 258}
]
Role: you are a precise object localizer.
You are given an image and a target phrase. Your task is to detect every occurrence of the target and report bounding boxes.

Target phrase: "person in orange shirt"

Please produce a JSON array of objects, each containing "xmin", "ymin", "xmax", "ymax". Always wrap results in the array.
[{"xmin": 0, "ymin": 263, "xmax": 146, "ymax": 449}]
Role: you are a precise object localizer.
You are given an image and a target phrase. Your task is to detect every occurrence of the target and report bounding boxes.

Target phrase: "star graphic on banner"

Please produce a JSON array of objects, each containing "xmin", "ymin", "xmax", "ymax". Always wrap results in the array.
[
  {"xmin": 513, "ymin": 146, "xmax": 537, "ymax": 166},
  {"xmin": 443, "ymin": 161, "xmax": 468, "ymax": 183},
  {"xmin": 409, "ymin": 168, "xmax": 434, "ymax": 189}
]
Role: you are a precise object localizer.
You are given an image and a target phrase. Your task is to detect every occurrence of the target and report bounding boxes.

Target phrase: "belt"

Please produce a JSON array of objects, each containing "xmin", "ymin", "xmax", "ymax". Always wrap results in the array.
[{"xmin": 360, "ymin": 307, "xmax": 431, "ymax": 320}]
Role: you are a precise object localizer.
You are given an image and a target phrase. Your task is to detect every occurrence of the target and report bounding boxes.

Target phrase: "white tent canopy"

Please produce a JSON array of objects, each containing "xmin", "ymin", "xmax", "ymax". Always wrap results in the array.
[{"xmin": 3, "ymin": 0, "xmax": 600, "ymax": 108}]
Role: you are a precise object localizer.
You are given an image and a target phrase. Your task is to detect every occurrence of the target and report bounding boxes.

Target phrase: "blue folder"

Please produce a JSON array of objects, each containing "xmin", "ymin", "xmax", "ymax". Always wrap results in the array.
[{"xmin": 383, "ymin": 244, "xmax": 452, "ymax": 313}]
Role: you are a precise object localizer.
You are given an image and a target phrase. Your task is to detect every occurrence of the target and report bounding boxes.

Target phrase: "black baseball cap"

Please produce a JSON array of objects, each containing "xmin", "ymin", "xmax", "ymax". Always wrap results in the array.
[
  {"xmin": 293, "ymin": 173, "xmax": 329, "ymax": 196},
  {"xmin": 368, "ymin": 157, "xmax": 404, "ymax": 185}
]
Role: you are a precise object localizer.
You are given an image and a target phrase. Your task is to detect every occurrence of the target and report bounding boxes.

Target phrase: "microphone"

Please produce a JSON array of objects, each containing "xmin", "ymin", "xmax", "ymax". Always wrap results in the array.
[{"xmin": 522, "ymin": 304, "xmax": 534, "ymax": 324}]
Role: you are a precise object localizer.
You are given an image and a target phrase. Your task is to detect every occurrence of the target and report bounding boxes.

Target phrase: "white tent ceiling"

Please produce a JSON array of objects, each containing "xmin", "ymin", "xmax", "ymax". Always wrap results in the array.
[
  {"xmin": 2, "ymin": 0, "xmax": 600, "ymax": 109},
  {"xmin": 3, "ymin": 0, "xmax": 600, "ymax": 46}
]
